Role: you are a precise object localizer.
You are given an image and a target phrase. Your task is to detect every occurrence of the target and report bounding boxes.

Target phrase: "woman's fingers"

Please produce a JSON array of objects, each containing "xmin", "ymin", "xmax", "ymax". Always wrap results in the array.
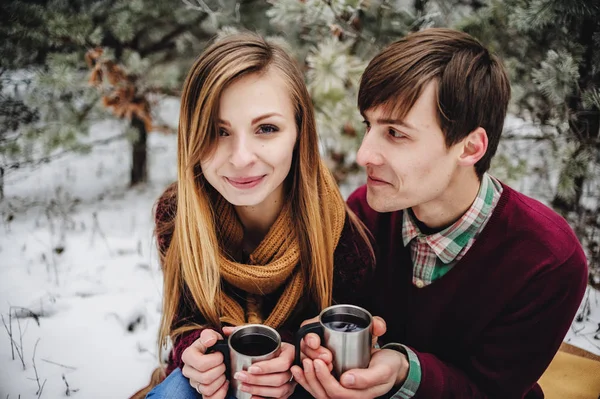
[
  {"xmin": 183, "ymin": 362, "xmax": 226, "ymax": 385},
  {"xmin": 204, "ymin": 378, "xmax": 230, "ymax": 399}
]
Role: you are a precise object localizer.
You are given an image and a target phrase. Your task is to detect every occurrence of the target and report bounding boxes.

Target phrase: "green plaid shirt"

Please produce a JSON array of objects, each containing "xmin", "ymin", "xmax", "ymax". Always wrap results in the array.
[{"xmin": 387, "ymin": 173, "xmax": 503, "ymax": 399}]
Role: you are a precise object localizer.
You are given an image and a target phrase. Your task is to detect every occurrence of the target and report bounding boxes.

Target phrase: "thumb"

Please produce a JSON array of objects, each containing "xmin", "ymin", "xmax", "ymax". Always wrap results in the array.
[
  {"xmin": 222, "ymin": 326, "xmax": 236, "ymax": 337},
  {"xmin": 339, "ymin": 366, "xmax": 385, "ymax": 390},
  {"xmin": 372, "ymin": 316, "xmax": 386, "ymax": 338},
  {"xmin": 192, "ymin": 329, "xmax": 224, "ymax": 353}
]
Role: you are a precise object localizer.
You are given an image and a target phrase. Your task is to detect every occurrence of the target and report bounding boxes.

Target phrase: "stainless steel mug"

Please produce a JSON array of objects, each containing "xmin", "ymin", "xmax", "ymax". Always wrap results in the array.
[
  {"xmin": 295, "ymin": 304, "xmax": 372, "ymax": 378},
  {"xmin": 208, "ymin": 324, "xmax": 282, "ymax": 399}
]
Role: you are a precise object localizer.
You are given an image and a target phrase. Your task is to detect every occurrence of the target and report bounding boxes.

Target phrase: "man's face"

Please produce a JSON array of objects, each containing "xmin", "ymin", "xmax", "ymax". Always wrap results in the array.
[{"xmin": 356, "ymin": 81, "xmax": 464, "ymax": 213}]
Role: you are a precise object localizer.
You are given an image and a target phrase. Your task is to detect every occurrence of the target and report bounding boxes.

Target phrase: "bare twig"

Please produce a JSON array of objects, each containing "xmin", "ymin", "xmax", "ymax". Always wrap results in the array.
[
  {"xmin": 90, "ymin": 212, "xmax": 113, "ymax": 255},
  {"xmin": 62, "ymin": 374, "xmax": 79, "ymax": 396},
  {"xmin": 1, "ymin": 313, "xmax": 15, "ymax": 360},
  {"xmin": 32, "ymin": 338, "xmax": 47, "ymax": 398},
  {"xmin": 1, "ymin": 311, "xmax": 26, "ymax": 369},
  {"xmin": 41, "ymin": 358, "xmax": 76, "ymax": 370},
  {"xmin": 1, "ymin": 132, "xmax": 129, "ymax": 176},
  {"xmin": 15, "ymin": 310, "xmax": 26, "ymax": 370}
]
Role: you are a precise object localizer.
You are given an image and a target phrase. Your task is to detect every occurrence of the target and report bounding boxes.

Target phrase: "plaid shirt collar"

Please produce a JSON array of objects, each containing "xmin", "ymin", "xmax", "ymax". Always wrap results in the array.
[{"xmin": 402, "ymin": 173, "xmax": 498, "ymax": 264}]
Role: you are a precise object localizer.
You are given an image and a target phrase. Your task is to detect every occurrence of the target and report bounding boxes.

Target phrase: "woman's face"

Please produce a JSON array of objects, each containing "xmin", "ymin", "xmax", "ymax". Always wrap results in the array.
[{"xmin": 200, "ymin": 69, "xmax": 298, "ymax": 208}]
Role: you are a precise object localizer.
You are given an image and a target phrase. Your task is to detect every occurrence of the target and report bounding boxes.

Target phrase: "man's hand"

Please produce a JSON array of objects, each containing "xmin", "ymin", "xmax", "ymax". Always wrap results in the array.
[
  {"xmin": 290, "ymin": 348, "xmax": 409, "ymax": 399},
  {"xmin": 299, "ymin": 316, "xmax": 387, "ymax": 365}
]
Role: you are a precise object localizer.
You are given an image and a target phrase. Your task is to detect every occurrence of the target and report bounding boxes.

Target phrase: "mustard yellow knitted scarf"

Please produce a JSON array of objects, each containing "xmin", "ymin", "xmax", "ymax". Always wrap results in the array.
[{"xmin": 215, "ymin": 170, "xmax": 345, "ymax": 329}]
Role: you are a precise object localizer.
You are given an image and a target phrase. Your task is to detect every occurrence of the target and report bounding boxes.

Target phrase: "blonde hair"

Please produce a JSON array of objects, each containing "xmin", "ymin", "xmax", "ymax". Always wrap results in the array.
[{"xmin": 157, "ymin": 32, "xmax": 372, "ymax": 361}]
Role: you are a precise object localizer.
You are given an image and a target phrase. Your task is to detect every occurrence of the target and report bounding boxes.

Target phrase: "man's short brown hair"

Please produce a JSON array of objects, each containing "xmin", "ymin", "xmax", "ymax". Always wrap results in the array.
[{"xmin": 358, "ymin": 28, "xmax": 511, "ymax": 178}]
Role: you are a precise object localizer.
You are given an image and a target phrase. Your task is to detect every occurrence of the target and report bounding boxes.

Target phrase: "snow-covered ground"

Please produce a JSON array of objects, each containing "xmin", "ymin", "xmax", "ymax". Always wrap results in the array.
[{"xmin": 0, "ymin": 109, "xmax": 598, "ymax": 398}]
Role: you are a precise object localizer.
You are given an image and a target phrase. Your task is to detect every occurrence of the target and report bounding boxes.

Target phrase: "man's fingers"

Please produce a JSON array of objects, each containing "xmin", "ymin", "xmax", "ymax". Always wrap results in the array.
[
  {"xmin": 302, "ymin": 359, "xmax": 329, "ymax": 399},
  {"xmin": 314, "ymin": 359, "xmax": 352, "ymax": 398},
  {"xmin": 339, "ymin": 365, "xmax": 392, "ymax": 390},
  {"xmin": 371, "ymin": 316, "xmax": 387, "ymax": 338}
]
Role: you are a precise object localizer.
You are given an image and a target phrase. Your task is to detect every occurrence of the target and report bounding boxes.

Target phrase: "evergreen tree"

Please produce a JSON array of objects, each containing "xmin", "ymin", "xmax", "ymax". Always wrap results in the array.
[
  {"xmin": 459, "ymin": 0, "xmax": 600, "ymax": 286},
  {"xmin": 221, "ymin": 0, "xmax": 437, "ymax": 184},
  {"xmin": 0, "ymin": 0, "xmax": 270, "ymax": 190}
]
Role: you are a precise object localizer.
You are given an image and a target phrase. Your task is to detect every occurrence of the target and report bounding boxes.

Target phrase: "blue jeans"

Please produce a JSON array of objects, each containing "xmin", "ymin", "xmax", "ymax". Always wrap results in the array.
[{"xmin": 146, "ymin": 368, "xmax": 237, "ymax": 399}]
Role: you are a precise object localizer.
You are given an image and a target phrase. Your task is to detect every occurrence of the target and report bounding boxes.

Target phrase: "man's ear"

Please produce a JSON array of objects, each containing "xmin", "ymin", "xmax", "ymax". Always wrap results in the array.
[{"xmin": 458, "ymin": 127, "xmax": 488, "ymax": 167}]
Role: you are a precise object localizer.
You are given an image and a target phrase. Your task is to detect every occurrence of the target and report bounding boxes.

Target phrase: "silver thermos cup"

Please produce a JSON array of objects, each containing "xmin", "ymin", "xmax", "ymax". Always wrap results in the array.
[
  {"xmin": 295, "ymin": 304, "xmax": 373, "ymax": 378},
  {"xmin": 208, "ymin": 324, "xmax": 281, "ymax": 399}
]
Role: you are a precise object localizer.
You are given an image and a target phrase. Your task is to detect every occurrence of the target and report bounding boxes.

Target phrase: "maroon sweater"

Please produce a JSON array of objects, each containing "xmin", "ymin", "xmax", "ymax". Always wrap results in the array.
[
  {"xmin": 347, "ymin": 184, "xmax": 588, "ymax": 399},
  {"xmin": 155, "ymin": 185, "xmax": 375, "ymax": 377}
]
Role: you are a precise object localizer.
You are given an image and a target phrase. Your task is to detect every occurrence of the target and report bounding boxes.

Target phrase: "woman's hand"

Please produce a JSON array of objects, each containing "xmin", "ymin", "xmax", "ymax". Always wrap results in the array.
[
  {"xmin": 232, "ymin": 341, "xmax": 297, "ymax": 399},
  {"xmin": 181, "ymin": 329, "xmax": 230, "ymax": 399}
]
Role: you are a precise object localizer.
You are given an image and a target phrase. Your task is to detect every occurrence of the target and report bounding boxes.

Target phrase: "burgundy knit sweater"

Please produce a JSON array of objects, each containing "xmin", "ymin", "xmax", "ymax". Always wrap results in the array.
[
  {"xmin": 154, "ymin": 184, "xmax": 375, "ymax": 377},
  {"xmin": 347, "ymin": 184, "xmax": 588, "ymax": 399}
]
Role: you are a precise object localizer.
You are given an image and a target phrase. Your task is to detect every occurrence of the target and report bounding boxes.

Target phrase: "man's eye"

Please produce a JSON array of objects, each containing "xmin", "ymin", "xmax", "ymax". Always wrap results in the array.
[
  {"xmin": 389, "ymin": 129, "xmax": 405, "ymax": 139},
  {"xmin": 258, "ymin": 124, "xmax": 278, "ymax": 134}
]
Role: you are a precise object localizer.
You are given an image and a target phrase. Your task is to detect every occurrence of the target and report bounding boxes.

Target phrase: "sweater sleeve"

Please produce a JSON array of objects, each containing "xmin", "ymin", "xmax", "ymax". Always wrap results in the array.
[{"xmin": 401, "ymin": 246, "xmax": 587, "ymax": 399}]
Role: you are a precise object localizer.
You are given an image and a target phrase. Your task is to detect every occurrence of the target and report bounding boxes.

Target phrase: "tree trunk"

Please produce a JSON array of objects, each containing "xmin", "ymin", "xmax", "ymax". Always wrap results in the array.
[
  {"xmin": 0, "ymin": 166, "xmax": 4, "ymax": 201},
  {"xmin": 130, "ymin": 116, "xmax": 148, "ymax": 186},
  {"xmin": 414, "ymin": 0, "xmax": 427, "ymax": 12}
]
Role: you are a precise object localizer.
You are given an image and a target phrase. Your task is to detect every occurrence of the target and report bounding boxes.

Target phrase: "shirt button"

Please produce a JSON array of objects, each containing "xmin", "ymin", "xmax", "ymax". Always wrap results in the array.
[{"xmin": 415, "ymin": 279, "xmax": 425, "ymax": 288}]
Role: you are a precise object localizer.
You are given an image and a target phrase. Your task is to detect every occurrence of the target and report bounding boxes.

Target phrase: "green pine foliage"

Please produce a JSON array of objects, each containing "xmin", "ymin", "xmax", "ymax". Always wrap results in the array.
[
  {"xmin": 460, "ymin": 0, "xmax": 600, "ymax": 285},
  {"xmin": 0, "ymin": 0, "xmax": 270, "ymax": 186}
]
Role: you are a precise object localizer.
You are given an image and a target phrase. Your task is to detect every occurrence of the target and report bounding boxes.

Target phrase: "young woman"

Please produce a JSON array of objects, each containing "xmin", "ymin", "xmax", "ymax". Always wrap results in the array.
[{"xmin": 138, "ymin": 33, "xmax": 375, "ymax": 399}]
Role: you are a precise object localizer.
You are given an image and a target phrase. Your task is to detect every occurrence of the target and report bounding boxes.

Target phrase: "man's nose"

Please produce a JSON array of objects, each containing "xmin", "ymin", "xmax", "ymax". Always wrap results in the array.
[{"xmin": 356, "ymin": 131, "xmax": 384, "ymax": 166}]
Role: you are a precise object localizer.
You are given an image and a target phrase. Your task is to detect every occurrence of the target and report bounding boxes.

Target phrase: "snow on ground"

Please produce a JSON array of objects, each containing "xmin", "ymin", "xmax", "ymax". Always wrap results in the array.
[
  {"xmin": 0, "ymin": 108, "xmax": 598, "ymax": 398},
  {"xmin": 0, "ymin": 113, "xmax": 177, "ymax": 398}
]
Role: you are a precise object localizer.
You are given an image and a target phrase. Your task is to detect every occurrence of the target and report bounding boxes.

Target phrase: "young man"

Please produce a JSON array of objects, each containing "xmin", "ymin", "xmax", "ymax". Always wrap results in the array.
[{"xmin": 291, "ymin": 28, "xmax": 588, "ymax": 398}]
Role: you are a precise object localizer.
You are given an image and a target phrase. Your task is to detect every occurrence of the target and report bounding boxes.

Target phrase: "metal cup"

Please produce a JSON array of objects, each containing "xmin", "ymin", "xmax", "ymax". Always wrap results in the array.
[
  {"xmin": 295, "ymin": 304, "xmax": 372, "ymax": 378},
  {"xmin": 208, "ymin": 324, "xmax": 281, "ymax": 399}
]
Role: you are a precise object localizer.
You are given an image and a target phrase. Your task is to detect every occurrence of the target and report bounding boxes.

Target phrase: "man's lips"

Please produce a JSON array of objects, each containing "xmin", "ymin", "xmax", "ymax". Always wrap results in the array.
[{"xmin": 367, "ymin": 174, "xmax": 389, "ymax": 185}]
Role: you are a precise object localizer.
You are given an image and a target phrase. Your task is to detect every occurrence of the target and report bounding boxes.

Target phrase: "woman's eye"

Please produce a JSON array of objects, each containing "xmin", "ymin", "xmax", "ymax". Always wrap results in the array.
[
  {"xmin": 258, "ymin": 124, "xmax": 278, "ymax": 134},
  {"xmin": 219, "ymin": 128, "xmax": 229, "ymax": 137}
]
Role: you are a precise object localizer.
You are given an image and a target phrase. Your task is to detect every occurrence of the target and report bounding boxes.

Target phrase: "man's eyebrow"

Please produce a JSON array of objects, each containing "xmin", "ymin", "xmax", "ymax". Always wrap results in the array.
[
  {"xmin": 376, "ymin": 118, "xmax": 417, "ymax": 130},
  {"xmin": 361, "ymin": 112, "xmax": 417, "ymax": 131}
]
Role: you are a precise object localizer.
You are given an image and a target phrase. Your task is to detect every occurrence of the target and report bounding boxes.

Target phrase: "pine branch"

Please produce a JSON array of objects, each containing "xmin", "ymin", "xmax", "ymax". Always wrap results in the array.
[
  {"xmin": 502, "ymin": 134, "xmax": 556, "ymax": 142},
  {"xmin": 143, "ymin": 87, "xmax": 181, "ymax": 97},
  {"xmin": 138, "ymin": 14, "xmax": 209, "ymax": 57}
]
